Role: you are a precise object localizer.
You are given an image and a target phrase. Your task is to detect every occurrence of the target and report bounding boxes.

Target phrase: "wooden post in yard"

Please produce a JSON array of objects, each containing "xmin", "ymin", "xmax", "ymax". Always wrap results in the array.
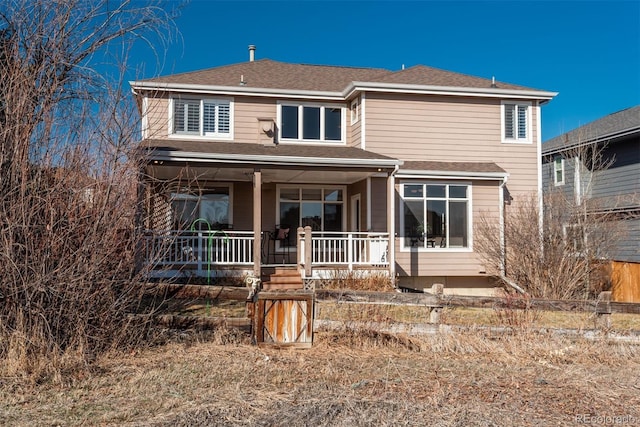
[
  {"xmin": 596, "ymin": 291, "xmax": 612, "ymax": 330},
  {"xmin": 253, "ymin": 169, "xmax": 262, "ymax": 278},
  {"xmin": 429, "ymin": 283, "xmax": 444, "ymax": 324}
]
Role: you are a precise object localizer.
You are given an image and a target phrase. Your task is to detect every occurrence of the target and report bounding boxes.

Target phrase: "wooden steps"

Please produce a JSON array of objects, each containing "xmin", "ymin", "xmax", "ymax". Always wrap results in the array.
[{"xmin": 261, "ymin": 267, "xmax": 303, "ymax": 291}]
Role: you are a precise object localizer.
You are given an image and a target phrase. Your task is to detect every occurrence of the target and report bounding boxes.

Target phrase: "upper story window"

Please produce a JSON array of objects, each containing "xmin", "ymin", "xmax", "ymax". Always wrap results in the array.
[
  {"xmin": 502, "ymin": 101, "xmax": 531, "ymax": 143},
  {"xmin": 171, "ymin": 97, "xmax": 233, "ymax": 139},
  {"xmin": 278, "ymin": 102, "xmax": 345, "ymax": 143},
  {"xmin": 350, "ymin": 98, "xmax": 359, "ymax": 125},
  {"xmin": 554, "ymin": 156, "xmax": 565, "ymax": 186}
]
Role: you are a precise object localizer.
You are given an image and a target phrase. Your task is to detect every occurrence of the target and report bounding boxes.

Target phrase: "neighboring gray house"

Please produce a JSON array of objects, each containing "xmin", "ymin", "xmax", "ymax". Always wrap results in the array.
[{"xmin": 541, "ymin": 105, "xmax": 640, "ymax": 264}]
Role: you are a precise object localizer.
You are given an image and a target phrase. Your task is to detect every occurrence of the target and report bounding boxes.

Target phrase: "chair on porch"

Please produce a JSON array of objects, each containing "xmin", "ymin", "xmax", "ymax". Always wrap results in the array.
[{"xmin": 273, "ymin": 225, "xmax": 291, "ymax": 264}]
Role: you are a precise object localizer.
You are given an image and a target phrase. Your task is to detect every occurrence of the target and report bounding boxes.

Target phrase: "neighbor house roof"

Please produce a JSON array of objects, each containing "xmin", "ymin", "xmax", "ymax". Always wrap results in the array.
[
  {"xmin": 131, "ymin": 59, "xmax": 556, "ymax": 101},
  {"xmin": 543, "ymin": 105, "xmax": 640, "ymax": 155}
]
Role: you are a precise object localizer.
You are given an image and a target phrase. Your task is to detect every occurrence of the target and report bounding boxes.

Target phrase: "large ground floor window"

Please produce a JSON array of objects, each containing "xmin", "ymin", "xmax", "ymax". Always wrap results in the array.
[
  {"xmin": 278, "ymin": 186, "xmax": 345, "ymax": 239},
  {"xmin": 170, "ymin": 185, "xmax": 232, "ymax": 230},
  {"xmin": 401, "ymin": 182, "xmax": 470, "ymax": 249}
]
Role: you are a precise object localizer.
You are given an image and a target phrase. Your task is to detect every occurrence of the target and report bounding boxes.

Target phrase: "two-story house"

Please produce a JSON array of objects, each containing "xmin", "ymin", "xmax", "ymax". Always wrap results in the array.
[
  {"xmin": 131, "ymin": 46, "xmax": 557, "ymax": 295},
  {"xmin": 542, "ymin": 105, "xmax": 640, "ymax": 301}
]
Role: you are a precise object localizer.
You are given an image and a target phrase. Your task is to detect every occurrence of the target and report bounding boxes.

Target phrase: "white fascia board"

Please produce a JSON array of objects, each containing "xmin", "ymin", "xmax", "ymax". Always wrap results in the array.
[
  {"xmin": 129, "ymin": 81, "xmax": 344, "ymax": 101},
  {"xmin": 148, "ymin": 150, "xmax": 402, "ymax": 168},
  {"xmin": 396, "ymin": 170, "xmax": 509, "ymax": 181},
  {"xmin": 343, "ymin": 81, "xmax": 558, "ymax": 102}
]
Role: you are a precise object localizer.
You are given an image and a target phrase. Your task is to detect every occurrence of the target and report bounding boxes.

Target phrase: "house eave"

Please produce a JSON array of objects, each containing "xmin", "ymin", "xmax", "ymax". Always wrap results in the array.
[
  {"xmin": 344, "ymin": 81, "xmax": 558, "ymax": 102},
  {"xmin": 396, "ymin": 170, "xmax": 509, "ymax": 181},
  {"xmin": 146, "ymin": 149, "xmax": 403, "ymax": 169},
  {"xmin": 129, "ymin": 81, "xmax": 345, "ymax": 101},
  {"xmin": 129, "ymin": 80, "xmax": 557, "ymax": 103}
]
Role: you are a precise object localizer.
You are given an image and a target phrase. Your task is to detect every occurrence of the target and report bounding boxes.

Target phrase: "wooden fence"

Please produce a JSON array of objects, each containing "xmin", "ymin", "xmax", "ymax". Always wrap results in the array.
[{"xmin": 148, "ymin": 284, "xmax": 640, "ymax": 339}]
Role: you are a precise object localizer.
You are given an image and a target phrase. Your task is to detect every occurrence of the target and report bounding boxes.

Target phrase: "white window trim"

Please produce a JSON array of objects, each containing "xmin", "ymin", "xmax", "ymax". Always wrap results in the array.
[
  {"xmin": 168, "ymin": 96, "xmax": 234, "ymax": 140},
  {"xmin": 276, "ymin": 101, "xmax": 346, "ymax": 144},
  {"xmin": 553, "ymin": 156, "xmax": 565, "ymax": 186},
  {"xmin": 501, "ymin": 100, "xmax": 532, "ymax": 144},
  {"xmin": 399, "ymin": 181, "xmax": 473, "ymax": 253},
  {"xmin": 141, "ymin": 96, "xmax": 149, "ymax": 140},
  {"xmin": 350, "ymin": 98, "xmax": 359, "ymax": 125}
]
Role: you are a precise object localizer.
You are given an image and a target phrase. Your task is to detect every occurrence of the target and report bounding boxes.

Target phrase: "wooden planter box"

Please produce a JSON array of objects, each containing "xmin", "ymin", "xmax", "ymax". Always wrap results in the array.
[{"xmin": 253, "ymin": 291, "xmax": 314, "ymax": 348}]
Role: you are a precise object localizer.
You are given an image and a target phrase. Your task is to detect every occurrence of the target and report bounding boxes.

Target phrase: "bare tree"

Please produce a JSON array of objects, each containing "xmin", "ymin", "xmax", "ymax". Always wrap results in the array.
[
  {"xmin": 475, "ymin": 139, "xmax": 624, "ymax": 300},
  {"xmin": 0, "ymin": 0, "xmax": 176, "ymax": 382}
]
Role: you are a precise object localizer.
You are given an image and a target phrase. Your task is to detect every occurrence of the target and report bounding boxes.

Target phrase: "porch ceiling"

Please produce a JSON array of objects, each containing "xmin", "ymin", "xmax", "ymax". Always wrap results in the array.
[{"xmin": 146, "ymin": 164, "xmax": 384, "ymax": 184}]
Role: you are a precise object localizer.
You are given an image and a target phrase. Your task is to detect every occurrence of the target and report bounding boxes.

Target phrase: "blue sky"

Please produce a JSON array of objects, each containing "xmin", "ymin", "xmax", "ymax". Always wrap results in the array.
[{"xmin": 133, "ymin": 0, "xmax": 640, "ymax": 142}]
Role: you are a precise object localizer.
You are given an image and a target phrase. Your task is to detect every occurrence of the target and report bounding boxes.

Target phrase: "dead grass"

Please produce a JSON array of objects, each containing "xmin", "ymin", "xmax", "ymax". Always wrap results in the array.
[{"xmin": 1, "ymin": 326, "xmax": 639, "ymax": 426}]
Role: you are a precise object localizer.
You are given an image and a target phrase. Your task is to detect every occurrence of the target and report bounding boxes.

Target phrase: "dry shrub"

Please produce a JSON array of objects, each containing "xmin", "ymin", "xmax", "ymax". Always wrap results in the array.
[
  {"xmin": 321, "ymin": 270, "xmax": 396, "ymax": 291},
  {"xmin": 0, "ymin": 0, "xmax": 175, "ymax": 383},
  {"xmin": 492, "ymin": 291, "xmax": 541, "ymax": 329},
  {"xmin": 475, "ymin": 191, "xmax": 622, "ymax": 299}
]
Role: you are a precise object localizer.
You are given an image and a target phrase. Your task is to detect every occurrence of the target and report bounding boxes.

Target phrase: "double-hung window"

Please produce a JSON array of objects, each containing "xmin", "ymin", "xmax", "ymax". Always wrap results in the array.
[
  {"xmin": 502, "ymin": 101, "xmax": 531, "ymax": 143},
  {"xmin": 553, "ymin": 156, "xmax": 565, "ymax": 186},
  {"xmin": 401, "ymin": 183, "xmax": 470, "ymax": 249},
  {"xmin": 172, "ymin": 97, "xmax": 232, "ymax": 139},
  {"xmin": 279, "ymin": 103, "xmax": 345, "ymax": 143}
]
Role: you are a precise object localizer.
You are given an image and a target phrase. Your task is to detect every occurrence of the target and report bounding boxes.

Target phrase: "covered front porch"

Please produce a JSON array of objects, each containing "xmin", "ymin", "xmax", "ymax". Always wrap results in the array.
[{"xmin": 139, "ymin": 140, "xmax": 401, "ymax": 282}]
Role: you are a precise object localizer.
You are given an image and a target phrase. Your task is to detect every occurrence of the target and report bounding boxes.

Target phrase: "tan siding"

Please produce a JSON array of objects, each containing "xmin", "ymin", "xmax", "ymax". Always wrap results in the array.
[
  {"xmin": 347, "ymin": 179, "xmax": 367, "ymax": 231},
  {"xmin": 370, "ymin": 177, "xmax": 387, "ymax": 231},
  {"xmin": 145, "ymin": 95, "xmax": 169, "ymax": 139},
  {"xmin": 233, "ymin": 97, "xmax": 277, "ymax": 144},
  {"xmin": 232, "ymin": 182, "xmax": 254, "ymax": 230},
  {"xmin": 365, "ymin": 93, "xmax": 540, "ymax": 203}
]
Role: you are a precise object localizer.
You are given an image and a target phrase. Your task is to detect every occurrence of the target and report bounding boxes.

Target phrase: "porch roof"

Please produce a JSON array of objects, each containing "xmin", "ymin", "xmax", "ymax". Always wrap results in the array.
[
  {"xmin": 141, "ymin": 139, "xmax": 402, "ymax": 184},
  {"xmin": 397, "ymin": 161, "xmax": 508, "ymax": 181}
]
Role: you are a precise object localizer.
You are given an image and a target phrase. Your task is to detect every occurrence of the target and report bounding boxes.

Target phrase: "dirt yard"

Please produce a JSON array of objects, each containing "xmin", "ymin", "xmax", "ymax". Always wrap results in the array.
[{"xmin": 2, "ymin": 324, "xmax": 639, "ymax": 426}]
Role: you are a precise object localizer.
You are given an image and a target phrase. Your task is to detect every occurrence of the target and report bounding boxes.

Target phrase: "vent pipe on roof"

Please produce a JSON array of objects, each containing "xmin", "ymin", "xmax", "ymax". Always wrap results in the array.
[{"xmin": 248, "ymin": 45, "xmax": 256, "ymax": 62}]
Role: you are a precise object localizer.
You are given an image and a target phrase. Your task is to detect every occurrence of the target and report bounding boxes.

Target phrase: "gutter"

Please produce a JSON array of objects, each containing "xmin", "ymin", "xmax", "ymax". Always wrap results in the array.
[
  {"xmin": 396, "ymin": 171, "xmax": 509, "ymax": 181},
  {"xmin": 129, "ymin": 80, "xmax": 558, "ymax": 103},
  {"xmin": 145, "ymin": 149, "xmax": 404, "ymax": 169}
]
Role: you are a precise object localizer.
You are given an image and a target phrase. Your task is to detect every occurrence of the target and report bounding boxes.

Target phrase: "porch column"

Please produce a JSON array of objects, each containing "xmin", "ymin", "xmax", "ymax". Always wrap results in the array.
[
  {"xmin": 253, "ymin": 169, "xmax": 262, "ymax": 278},
  {"xmin": 387, "ymin": 170, "xmax": 396, "ymax": 278}
]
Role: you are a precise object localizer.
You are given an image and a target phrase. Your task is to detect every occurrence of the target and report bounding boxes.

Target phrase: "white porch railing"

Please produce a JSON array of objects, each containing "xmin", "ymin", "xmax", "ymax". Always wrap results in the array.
[
  {"xmin": 299, "ymin": 231, "xmax": 389, "ymax": 268},
  {"xmin": 144, "ymin": 230, "xmax": 254, "ymax": 270}
]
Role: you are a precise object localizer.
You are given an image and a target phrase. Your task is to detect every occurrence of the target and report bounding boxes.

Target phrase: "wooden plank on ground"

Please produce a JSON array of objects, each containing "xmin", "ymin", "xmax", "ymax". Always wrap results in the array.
[
  {"xmin": 314, "ymin": 289, "xmax": 440, "ymax": 307},
  {"xmin": 152, "ymin": 314, "xmax": 251, "ymax": 331},
  {"xmin": 148, "ymin": 283, "xmax": 251, "ymax": 300}
]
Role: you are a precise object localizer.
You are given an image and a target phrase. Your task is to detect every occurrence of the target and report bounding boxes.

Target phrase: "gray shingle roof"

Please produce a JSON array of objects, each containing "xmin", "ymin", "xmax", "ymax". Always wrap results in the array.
[
  {"xmin": 141, "ymin": 139, "xmax": 401, "ymax": 166},
  {"xmin": 141, "ymin": 59, "xmax": 391, "ymax": 92},
  {"xmin": 138, "ymin": 59, "xmax": 543, "ymax": 93},
  {"xmin": 543, "ymin": 105, "xmax": 640, "ymax": 154},
  {"xmin": 401, "ymin": 161, "xmax": 507, "ymax": 174},
  {"xmin": 369, "ymin": 65, "xmax": 535, "ymax": 91}
]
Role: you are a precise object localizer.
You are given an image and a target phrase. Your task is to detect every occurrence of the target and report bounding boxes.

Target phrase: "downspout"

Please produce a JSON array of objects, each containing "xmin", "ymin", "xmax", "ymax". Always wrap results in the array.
[
  {"xmin": 498, "ymin": 175, "xmax": 526, "ymax": 294},
  {"xmin": 388, "ymin": 164, "xmax": 400, "ymax": 279}
]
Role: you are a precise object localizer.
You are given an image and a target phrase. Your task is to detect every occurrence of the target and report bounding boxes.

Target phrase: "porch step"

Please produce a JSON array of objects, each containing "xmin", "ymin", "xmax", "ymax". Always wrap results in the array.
[{"xmin": 262, "ymin": 267, "xmax": 303, "ymax": 291}]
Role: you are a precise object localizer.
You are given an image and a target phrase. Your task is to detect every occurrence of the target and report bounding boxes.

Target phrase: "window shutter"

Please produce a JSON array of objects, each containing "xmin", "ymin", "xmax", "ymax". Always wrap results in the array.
[
  {"xmin": 186, "ymin": 101, "xmax": 199, "ymax": 133},
  {"xmin": 203, "ymin": 102, "xmax": 217, "ymax": 133},
  {"xmin": 174, "ymin": 100, "xmax": 186, "ymax": 132},
  {"xmin": 217, "ymin": 103, "xmax": 230, "ymax": 134},
  {"xmin": 517, "ymin": 105, "xmax": 527, "ymax": 139},
  {"xmin": 504, "ymin": 104, "xmax": 515, "ymax": 139}
]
